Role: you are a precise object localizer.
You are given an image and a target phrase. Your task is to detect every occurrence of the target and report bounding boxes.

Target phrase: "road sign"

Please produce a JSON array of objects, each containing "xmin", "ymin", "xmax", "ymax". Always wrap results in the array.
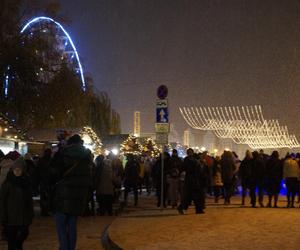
[
  {"xmin": 157, "ymin": 85, "xmax": 168, "ymax": 99},
  {"xmin": 155, "ymin": 123, "xmax": 170, "ymax": 133},
  {"xmin": 156, "ymin": 132, "xmax": 168, "ymax": 144},
  {"xmin": 156, "ymin": 99, "xmax": 168, "ymax": 108},
  {"xmin": 156, "ymin": 108, "xmax": 169, "ymax": 123}
]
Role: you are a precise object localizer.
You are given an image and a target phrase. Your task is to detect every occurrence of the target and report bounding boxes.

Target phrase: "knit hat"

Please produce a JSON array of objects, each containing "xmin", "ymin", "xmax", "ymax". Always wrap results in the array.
[{"xmin": 11, "ymin": 157, "xmax": 25, "ymax": 170}]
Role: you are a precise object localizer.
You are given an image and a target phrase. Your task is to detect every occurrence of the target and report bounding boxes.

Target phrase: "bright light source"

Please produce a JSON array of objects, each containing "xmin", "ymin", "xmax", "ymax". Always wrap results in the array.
[
  {"xmin": 214, "ymin": 149, "xmax": 218, "ymax": 153},
  {"xmin": 200, "ymin": 147, "xmax": 206, "ymax": 152},
  {"xmin": 104, "ymin": 150, "xmax": 110, "ymax": 156},
  {"xmin": 4, "ymin": 128, "xmax": 8, "ymax": 132},
  {"xmin": 14, "ymin": 136, "xmax": 18, "ymax": 139},
  {"xmin": 224, "ymin": 148, "xmax": 230, "ymax": 151},
  {"xmin": 111, "ymin": 148, "xmax": 119, "ymax": 155}
]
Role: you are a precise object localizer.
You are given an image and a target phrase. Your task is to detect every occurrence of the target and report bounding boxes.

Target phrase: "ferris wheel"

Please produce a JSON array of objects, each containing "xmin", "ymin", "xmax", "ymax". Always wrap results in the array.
[{"xmin": 20, "ymin": 16, "xmax": 86, "ymax": 91}]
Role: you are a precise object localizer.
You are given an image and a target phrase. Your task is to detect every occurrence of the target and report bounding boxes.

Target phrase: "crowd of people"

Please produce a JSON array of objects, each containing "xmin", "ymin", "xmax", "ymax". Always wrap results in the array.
[{"xmin": 0, "ymin": 134, "xmax": 300, "ymax": 249}]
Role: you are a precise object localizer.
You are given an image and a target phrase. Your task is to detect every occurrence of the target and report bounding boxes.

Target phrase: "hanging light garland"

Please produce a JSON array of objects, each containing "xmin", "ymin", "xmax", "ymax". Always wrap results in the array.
[{"xmin": 179, "ymin": 105, "xmax": 300, "ymax": 149}]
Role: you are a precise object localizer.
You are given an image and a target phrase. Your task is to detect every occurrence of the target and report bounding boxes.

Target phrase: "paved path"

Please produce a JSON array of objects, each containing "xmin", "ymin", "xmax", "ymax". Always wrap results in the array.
[
  {"xmin": 109, "ymin": 195, "xmax": 300, "ymax": 250},
  {"xmin": 0, "ymin": 215, "xmax": 115, "ymax": 250}
]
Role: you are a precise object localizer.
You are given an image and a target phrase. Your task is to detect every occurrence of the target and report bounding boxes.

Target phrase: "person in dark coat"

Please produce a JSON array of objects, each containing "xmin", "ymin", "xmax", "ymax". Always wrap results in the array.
[
  {"xmin": 249, "ymin": 151, "xmax": 266, "ymax": 207},
  {"xmin": 265, "ymin": 151, "xmax": 282, "ymax": 208},
  {"xmin": 124, "ymin": 154, "xmax": 140, "ymax": 206},
  {"xmin": 220, "ymin": 151, "xmax": 236, "ymax": 205},
  {"xmin": 37, "ymin": 148, "xmax": 52, "ymax": 216},
  {"xmin": 0, "ymin": 158, "xmax": 33, "ymax": 250},
  {"xmin": 50, "ymin": 134, "xmax": 91, "ymax": 250},
  {"xmin": 177, "ymin": 148, "xmax": 208, "ymax": 214},
  {"xmin": 239, "ymin": 150, "xmax": 253, "ymax": 205}
]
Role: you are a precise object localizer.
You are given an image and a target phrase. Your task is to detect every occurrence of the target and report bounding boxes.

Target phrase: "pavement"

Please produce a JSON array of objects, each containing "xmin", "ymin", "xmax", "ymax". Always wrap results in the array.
[
  {"xmin": 0, "ymin": 207, "xmax": 115, "ymax": 250},
  {"xmin": 107, "ymin": 194, "xmax": 300, "ymax": 250},
  {"xmin": 1, "ymin": 194, "xmax": 300, "ymax": 250}
]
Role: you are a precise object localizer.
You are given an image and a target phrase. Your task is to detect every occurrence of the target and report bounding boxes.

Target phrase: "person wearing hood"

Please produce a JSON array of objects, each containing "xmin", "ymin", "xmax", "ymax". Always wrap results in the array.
[
  {"xmin": 0, "ymin": 157, "xmax": 33, "ymax": 250},
  {"xmin": 0, "ymin": 151, "xmax": 21, "ymax": 188},
  {"xmin": 50, "ymin": 134, "xmax": 91, "ymax": 250}
]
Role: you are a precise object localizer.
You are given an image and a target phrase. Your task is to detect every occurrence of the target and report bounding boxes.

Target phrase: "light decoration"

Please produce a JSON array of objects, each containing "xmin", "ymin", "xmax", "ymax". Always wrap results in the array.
[
  {"xmin": 79, "ymin": 126, "xmax": 102, "ymax": 155},
  {"xmin": 180, "ymin": 105, "xmax": 300, "ymax": 149},
  {"xmin": 120, "ymin": 134, "xmax": 142, "ymax": 155},
  {"xmin": 141, "ymin": 137, "xmax": 160, "ymax": 157},
  {"xmin": 21, "ymin": 16, "xmax": 86, "ymax": 91}
]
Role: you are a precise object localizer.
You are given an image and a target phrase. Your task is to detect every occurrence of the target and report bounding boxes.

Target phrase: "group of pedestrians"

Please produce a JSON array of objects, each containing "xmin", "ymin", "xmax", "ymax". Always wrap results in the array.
[{"xmin": 2, "ymin": 135, "xmax": 300, "ymax": 250}]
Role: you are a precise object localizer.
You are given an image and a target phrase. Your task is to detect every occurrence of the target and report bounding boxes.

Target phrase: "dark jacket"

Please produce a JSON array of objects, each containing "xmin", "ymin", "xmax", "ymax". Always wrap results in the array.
[
  {"xmin": 266, "ymin": 157, "xmax": 282, "ymax": 183},
  {"xmin": 124, "ymin": 159, "xmax": 140, "ymax": 187},
  {"xmin": 239, "ymin": 157, "xmax": 252, "ymax": 182},
  {"xmin": 250, "ymin": 155, "xmax": 266, "ymax": 184},
  {"xmin": 184, "ymin": 156, "xmax": 207, "ymax": 191},
  {"xmin": 51, "ymin": 144, "xmax": 91, "ymax": 216},
  {"xmin": 220, "ymin": 156, "xmax": 236, "ymax": 184},
  {"xmin": 0, "ymin": 171, "xmax": 33, "ymax": 226}
]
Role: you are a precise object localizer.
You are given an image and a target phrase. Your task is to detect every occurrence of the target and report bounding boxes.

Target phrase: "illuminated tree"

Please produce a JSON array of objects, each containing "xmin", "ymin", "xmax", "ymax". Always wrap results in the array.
[
  {"xmin": 142, "ymin": 138, "xmax": 160, "ymax": 157},
  {"xmin": 120, "ymin": 134, "xmax": 142, "ymax": 155},
  {"xmin": 79, "ymin": 126, "xmax": 102, "ymax": 155}
]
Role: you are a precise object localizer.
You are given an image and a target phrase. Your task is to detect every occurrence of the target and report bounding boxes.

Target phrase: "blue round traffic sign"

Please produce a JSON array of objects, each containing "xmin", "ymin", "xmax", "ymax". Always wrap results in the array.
[{"xmin": 157, "ymin": 85, "xmax": 168, "ymax": 99}]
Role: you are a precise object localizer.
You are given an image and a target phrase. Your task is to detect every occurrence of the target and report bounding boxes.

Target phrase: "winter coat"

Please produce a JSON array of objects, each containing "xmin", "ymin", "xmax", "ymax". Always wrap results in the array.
[
  {"xmin": 212, "ymin": 161, "xmax": 223, "ymax": 187},
  {"xmin": 283, "ymin": 158, "xmax": 300, "ymax": 179},
  {"xmin": 220, "ymin": 157, "xmax": 236, "ymax": 184},
  {"xmin": 266, "ymin": 157, "xmax": 283, "ymax": 183},
  {"xmin": 51, "ymin": 144, "xmax": 92, "ymax": 216},
  {"xmin": 124, "ymin": 159, "xmax": 140, "ymax": 187},
  {"xmin": 184, "ymin": 156, "xmax": 208, "ymax": 191},
  {"xmin": 0, "ymin": 159, "xmax": 14, "ymax": 188},
  {"xmin": 96, "ymin": 159, "xmax": 114, "ymax": 196},
  {"xmin": 239, "ymin": 157, "xmax": 252, "ymax": 182},
  {"xmin": 250, "ymin": 156, "xmax": 266, "ymax": 184},
  {"xmin": 169, "ymin": 156, "xmax": 183, "ymax": 174},
  {"xmin": 0, "ymin": 171, "xmax": 33, "ymax": 226}
]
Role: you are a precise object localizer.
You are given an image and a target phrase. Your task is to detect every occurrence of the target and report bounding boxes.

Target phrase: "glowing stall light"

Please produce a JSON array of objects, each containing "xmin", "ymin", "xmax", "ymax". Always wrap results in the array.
[{"xmin": 21, "ymin": 16, "xmax": 86, "ymax": 91}]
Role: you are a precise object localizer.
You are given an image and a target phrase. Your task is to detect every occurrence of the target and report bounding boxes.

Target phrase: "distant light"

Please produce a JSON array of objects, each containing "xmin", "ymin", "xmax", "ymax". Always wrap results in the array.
[
  {"xmin": 200, "ymin": 147, "xmax": 206, "ymax": 152},
  {"xmin": 40, "ymin": 67, "xmax": 43, "ymax": 71},
  {"xmin": 14, "ymin": 136, "xmax": 18, "ymax": 139},
  {"xmin": 224, "ymin": 148, "xmax": 230, "ymax": 151},
  {"xmin": 105, "ymin": 150, "xmax": 110, "ymax": 156},
  {"xmin": 214, "ymin": 149, "xmax": 218, "ymax": 153},
  {"xmin": 4, "ymin": 128, "xmax": 8, "ymax": 132},
  {"xmin": 112, "ymin": 148, "xmax": 119, "ymax": 155}
]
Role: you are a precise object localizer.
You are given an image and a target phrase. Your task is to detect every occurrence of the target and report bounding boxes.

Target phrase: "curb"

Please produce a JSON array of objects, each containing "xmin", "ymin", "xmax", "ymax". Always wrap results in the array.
[{"xmin": 101, "ymin": 224, "xmax": 122, "ymax": 250}]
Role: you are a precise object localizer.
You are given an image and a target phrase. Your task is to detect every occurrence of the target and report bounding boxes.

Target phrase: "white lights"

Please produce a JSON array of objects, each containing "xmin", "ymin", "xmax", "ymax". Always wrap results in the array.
[
  {"xmin": 21, "ymin": 16, "xmax": 86, "ymax": 91},
  {"xmin": 180, "ymin": 105, "xmax": 300, "ymax": 149},
  {"xmin": 111, "ymin": 148, "xmax": 119, "ymax": 155}
]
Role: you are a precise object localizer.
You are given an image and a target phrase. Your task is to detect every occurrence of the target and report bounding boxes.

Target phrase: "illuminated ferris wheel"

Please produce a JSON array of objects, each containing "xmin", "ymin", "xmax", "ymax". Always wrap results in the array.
[{"xmin": 20, "ymin": 16, "xmax": 86, "ymax": 91}]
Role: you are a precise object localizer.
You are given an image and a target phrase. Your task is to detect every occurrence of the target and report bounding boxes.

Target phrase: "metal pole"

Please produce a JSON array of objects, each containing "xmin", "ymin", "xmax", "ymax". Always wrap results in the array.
[{"xmin": 160, "ymin": 148, "xmax": 164, "ymax": 209}]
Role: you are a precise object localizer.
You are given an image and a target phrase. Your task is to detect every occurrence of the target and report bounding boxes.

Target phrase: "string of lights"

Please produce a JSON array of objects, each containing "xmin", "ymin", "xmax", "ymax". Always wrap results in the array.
[{"xmin": 179, "ymin": 105, "xmax": 300, "ymax": 149}]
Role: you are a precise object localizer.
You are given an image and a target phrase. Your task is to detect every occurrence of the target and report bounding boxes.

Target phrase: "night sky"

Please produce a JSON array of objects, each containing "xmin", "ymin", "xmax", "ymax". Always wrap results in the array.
[{"xmin": 59, "ymin": 0, "xmax": 300, "ymax": 143}]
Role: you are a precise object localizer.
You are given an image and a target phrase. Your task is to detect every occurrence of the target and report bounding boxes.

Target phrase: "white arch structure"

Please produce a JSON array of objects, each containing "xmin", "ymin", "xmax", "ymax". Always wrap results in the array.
[
  {"xmin": 21, "ymin": 16, "xmax": 86, "ymax": 91},
  {"xmin": 179, "ymin": 105, "xmax": 300, "ymax": 149}
]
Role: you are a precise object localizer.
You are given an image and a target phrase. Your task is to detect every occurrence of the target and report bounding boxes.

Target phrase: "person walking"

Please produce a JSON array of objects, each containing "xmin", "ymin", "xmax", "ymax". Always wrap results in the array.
[
  {"xmin": 220, "ymin": 151, "xmax": 236, "ymax": 205},
  {"xmin": 124, "ymin": 154, "xmax": 140, "ymax": 206},
  {"xmin": 0, "ymin": 158, "xmax": 33, "ymax": 250},
  {"xmin": 249, "ymin": 151, "xmax": 266, "ymax": 207},
  {"xmin": 177, "ymin": 148, "xmax": 207, "ymax": 214},
  {"xmin": 265, "ymin": 151, "xmax": 282, "ymax": 208},
  {"xmin": 95, "ymin": 156, "xmax": 114, "ymax": 216},
  {"xmin": 283, "ymin": 154, "xmax": 300, "ymax": 208},
  {"xmin": 50, "ymin": 134, "xmax": 91, "ymax": 250},
  {"xmin": 239, "ymin": 150, "xmax": 253, "ymax": 205},
  {"xmin": 212, "ymin": 156, "xmax": 223, "ymax": 203}
]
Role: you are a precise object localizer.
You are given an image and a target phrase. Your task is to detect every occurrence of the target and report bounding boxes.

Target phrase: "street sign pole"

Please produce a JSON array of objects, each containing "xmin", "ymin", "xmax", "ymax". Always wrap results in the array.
[
  {"xmin": 156, "ymin": 85, "xmax": 169, "ymax": 210},
  {"xmin": 160, "ymin": 149, "xmax": 164, "ymax": 210}
]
